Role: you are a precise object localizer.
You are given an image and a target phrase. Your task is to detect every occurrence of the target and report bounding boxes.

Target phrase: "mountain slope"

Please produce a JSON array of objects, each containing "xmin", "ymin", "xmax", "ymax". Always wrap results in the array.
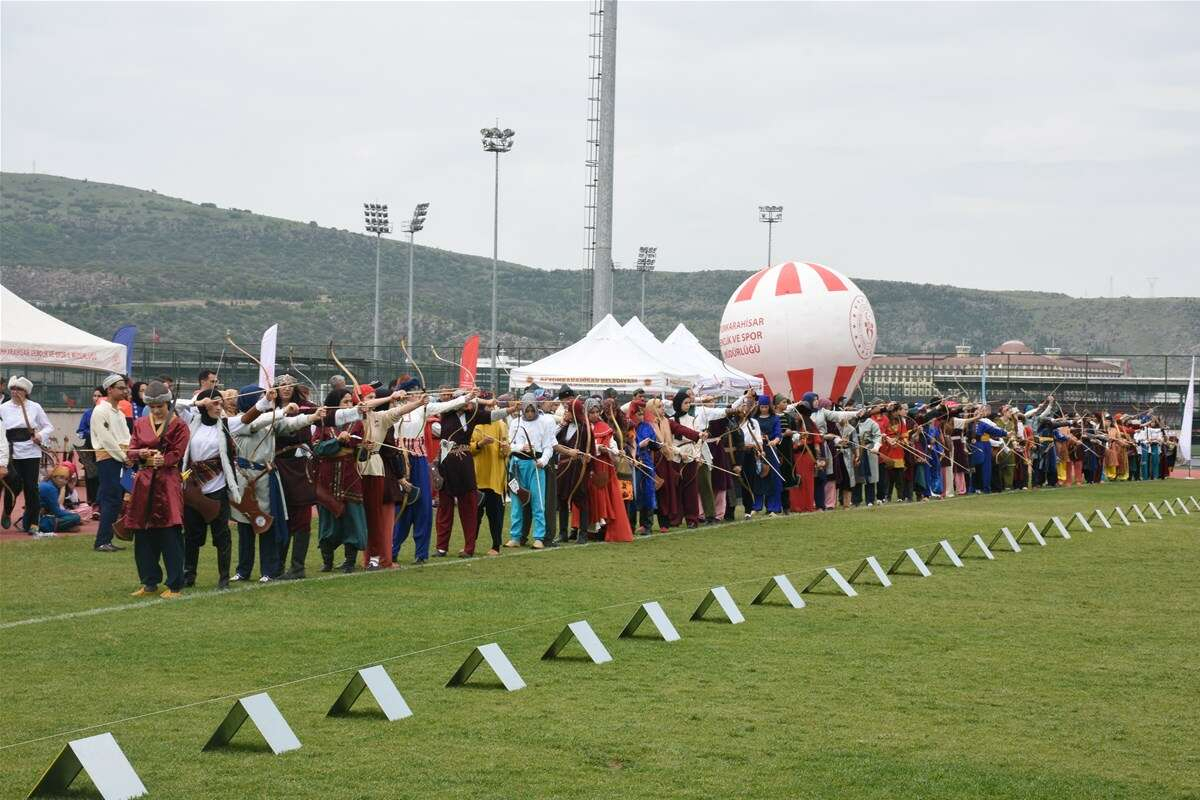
[{"xmin": 2, "ymin": 172, "xmax": 1197, "ymax": 356}]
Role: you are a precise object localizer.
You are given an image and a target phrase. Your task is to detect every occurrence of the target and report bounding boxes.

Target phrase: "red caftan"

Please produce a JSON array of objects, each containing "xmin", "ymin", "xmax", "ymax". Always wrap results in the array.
[
  {"xmin": 123, "ymin": 414, "xmax": 190, "ymax": 531},
  {"xmin": 588, "ymin": 421, "xmax": 634, "ymax": 542}
]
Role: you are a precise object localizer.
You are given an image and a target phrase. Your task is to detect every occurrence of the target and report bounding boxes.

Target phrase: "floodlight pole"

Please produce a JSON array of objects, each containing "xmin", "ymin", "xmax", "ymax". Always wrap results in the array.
[
  {"xmin": 406, "ymin": 226, "xmax": 415, "ymax": 353},
  {"xmin": 758, "ymin": 205, "xmax": 782, "ymax": 268},
  {"xmin": 482, "ymin": 125, "xmax": 515, "ymax": 393},
  {"xmin": 373, "ymin": 232, "xmax": 382, "ymax": 360}
]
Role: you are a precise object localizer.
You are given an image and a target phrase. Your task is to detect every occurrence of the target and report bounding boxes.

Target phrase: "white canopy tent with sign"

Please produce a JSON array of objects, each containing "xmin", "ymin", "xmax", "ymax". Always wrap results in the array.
[
  {"xmin": 663, "ymin": 323, "xmax": 764, "ymax": 394},
  {"xmin": 0, "ymin": 284, "xmax": 127, "ymax": 373},
  {"xmin": 509, "ymin": 315, "xmax": 690, "ymax": 393}
]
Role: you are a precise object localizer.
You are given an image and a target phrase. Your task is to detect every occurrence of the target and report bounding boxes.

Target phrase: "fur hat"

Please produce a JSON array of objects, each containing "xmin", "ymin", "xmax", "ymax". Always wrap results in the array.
[{"xmin": 7, "ymin": 376, "xmax": 32, "ymax": 393}]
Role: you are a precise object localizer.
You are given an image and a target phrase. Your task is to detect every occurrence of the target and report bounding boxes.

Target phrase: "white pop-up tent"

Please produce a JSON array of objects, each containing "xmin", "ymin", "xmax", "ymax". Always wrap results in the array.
[
  {"xmin": 0, "ymin": 285, "xmax": 127, "ymax": 373},
  {"xmin": 663, "ymin": 323, "xmax": 763, "ymax": 394},
  {"xmin": 509, "ymin": 314, "xmax": 690, "ymax": 393},
  {"xmin": 620, "ymin": 316, "xmax": 702, "ymax": 387}
]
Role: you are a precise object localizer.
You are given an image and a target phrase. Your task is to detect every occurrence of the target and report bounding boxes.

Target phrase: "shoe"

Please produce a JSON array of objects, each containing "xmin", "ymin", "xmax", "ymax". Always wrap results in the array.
[
  {"xmin": 130, "ymin": 586, "xmax": 155, "ymax": 597},
  {"xmin": 412, "ymin": 557, "xmax": 427, "ymax": 565},
  {"xmin": 458, "ymin": 550, "xmax": 473, "ymax": 558},
  {"xmin": 687, "ymin": 522, "xmax": 698, "ymax": 529},
  {"xmin": 95, "ymin": 543, "xmax": 118, "ymax": 552},
  {"xmin": 217, "ymin": 577, "xmax": 230, "ymax": 590},
  {"xmin": 637, "ymin": 527, "xmax": 652, "ymax": 537},
  {"xmin": 704, "ymin": 517, "xmax": 718, "ymax": 525},
  {"xmin": 183, "ymin": 575, "xmax": 196, "ymax": 588},
  {"xmin": 319, "ymin": 563, "xmax": 333, "ymax": 573},
  {"xmin": 0, "ymin": 513, "xmax": 10, "ymax": 529},
  {"xmin": 34, "ymin": 531, "xmax": 57, "ymax": 539},
  {"xmin": 434, "ymin": 549, "xmax": 448, "ymax": 558},
  {"xmin": 258, "ymin": 575, "xmax": 273, "ymax": 583},
  {"xmin": 90, "ymin": 509, "xmax": 100, "ymax": 521},
  {"xmin": 486, "ymin": 548, "xmax": 500, "ymax": 556},
  {"xmin": 544, "ymin": 539, "xmax": 559, "ymax": 548},
  {"xmin": 531, "ymin": 540, "xmax": 545, "ymax": 550},
  {"xmin": 160, "ymin": 589, "xmax": 183, "ymax": 599},
  {"xmin": 366, "ymin": 562, "xmax": 381, "ymax": 571},
  {"xmin": 110, "ymin": 543, "xmax": 125, "ymax": 550},
  {"xmin": 659, "ymin": 526, "xmax": 669, "ymax": 533},
  {"xmin": 767, "ymin": 512, "xmax": 779, "ymax": 518},
  {"xmin": 503, "ymin": 540, "xmax": 520, "ymax": 548},
  {"xmin": 340, "ymin": 561, "xmax": 356, "ymax": 573},
  {"xmin": 230, "ymin": 573, "xmax": 245, "ymax": 582}
]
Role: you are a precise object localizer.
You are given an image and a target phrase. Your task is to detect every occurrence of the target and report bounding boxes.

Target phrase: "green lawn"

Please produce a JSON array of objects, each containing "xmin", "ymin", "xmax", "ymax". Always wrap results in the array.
[{"xmin": 1, "ymin": 482, "xmax": 1197, "ymax": 799}]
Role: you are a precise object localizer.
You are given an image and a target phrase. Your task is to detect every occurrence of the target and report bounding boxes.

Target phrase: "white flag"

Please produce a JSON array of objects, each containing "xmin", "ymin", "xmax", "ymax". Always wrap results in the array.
[
  {"xmin": 259, "ymin": 324, "xmax": 278, "ymax": 389},
  {"xmin": 1180, "ymin": 356, "xmax": 1195, "ymax": 464}
]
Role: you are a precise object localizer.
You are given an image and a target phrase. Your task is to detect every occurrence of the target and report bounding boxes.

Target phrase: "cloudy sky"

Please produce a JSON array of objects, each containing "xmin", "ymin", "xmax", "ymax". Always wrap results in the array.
[{"xmin": 3, "ymin": 1, "xmax": 1197, "ymax": 297}]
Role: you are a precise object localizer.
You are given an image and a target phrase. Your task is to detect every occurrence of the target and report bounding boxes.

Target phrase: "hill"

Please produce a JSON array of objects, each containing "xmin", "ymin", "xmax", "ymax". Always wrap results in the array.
[{"xmin": 2, "ymin": 172, "xmax": 1197, "ymax": 357}]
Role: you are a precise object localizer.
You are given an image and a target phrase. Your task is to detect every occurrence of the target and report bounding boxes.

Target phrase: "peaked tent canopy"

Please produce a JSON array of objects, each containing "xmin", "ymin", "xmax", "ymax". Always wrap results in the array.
[
  {"xmin": 621, "ymin": 316, "xmax": 702, "ymax": 387},
  {"xmin": 509, "ymin": 314, "xmax": 690, "ymax": 392},
  {"xmin": 663, "ymin": 323, "xmax": 764, "ymax": 394},
  {"xmin": 0, "ymin": 285, "xmax": 127, "ymax": 373}
]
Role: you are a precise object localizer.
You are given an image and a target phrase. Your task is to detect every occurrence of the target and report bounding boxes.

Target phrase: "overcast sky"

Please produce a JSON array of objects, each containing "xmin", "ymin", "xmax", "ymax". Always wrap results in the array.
[{"xmin": 3, "ymin": 1, "xmax": 1198, "ymax": 297}]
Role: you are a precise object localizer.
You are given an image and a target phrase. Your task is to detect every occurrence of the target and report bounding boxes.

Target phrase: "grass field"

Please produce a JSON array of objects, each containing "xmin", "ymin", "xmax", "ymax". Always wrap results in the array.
[{"xmin": 1, "ymin": 482, "xmax": 1197, "ymax": 799}]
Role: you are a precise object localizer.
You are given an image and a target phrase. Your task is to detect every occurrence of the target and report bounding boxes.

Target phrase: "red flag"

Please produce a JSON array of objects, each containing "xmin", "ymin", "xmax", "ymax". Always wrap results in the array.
[
  {"xmin": 152, "ymin": 328, "xmax": 161, "ymax": 344},
  {"xmin": 458, "ymin": 334, "xmax": 480, "ymax": 389}
]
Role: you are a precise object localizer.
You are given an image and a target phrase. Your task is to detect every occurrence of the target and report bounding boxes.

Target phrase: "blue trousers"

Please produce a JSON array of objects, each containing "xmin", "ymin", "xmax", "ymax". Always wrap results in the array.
[
  {"xmin": 393, "ymin": 455, "xmax": 433, "ymax": 560},
  {"xmin": 508, "ymin": 457, "xmax": 546, "ymax": 541},
  {"xmin": 40, "ymin": 511, "xmax": 82, "ymax": 532},
  {"xmin": 95, "ymin": 459, "xmax": 124, "ymax": 548},
  {"xmin": 1142, "ymin": 445, "xmax": 1161, "ymax": 480},
  {"xmin": 971, "ymin": 454, "xmax": 992, "ymax": 494}
]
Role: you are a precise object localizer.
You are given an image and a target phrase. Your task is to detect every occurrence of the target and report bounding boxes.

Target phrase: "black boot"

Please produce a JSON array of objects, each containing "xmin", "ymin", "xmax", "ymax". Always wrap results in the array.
[
  {"xmin": 216, "ymin": 539, "xmax": 232, "ymax": 589},
  {"xmin": 340, "ymin": 544, "xmax": 357, "ymax": 573},
  {"xmin": 319, "ymin": 541, "xmax": 335, "ymax": 573}
]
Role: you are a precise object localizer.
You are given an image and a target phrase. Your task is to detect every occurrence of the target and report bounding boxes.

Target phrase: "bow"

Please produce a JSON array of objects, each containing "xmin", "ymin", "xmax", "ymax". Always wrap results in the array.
[
  {"xmin": 430, "ymin": 345, "xmax": 474, "ymax": 389},
  {"xmin": 225, "ymin": 332, "xmax": 272, "ymax": 389},
  {"xmin": 288, "ymin": 346, "xmax": 321, "ymax": 399},
  {"xmin": 327, "ymin": 340, "xmax": 362, "ymax": 401},
  {"xmin": 399, "ymin": 338, "xmax": 427, "ymax": 395}
]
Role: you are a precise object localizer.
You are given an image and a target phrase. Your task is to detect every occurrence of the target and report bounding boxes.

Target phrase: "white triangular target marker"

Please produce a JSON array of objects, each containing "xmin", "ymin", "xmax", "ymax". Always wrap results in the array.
[
  {"xmin": 691, "ymin": 586, "xmax": 745, "ymax": 623},
  {"xmin": 801, "ymin": 567, "xmax": 858, "ymax": 596},
  {"xmin": 989, "ymin": 527, "xmax": 1021, "ymax": 552},
  {"xmin": 751, "ymin": 575, "xmax": 806, "ymax": 608},
  {"xmin": 926, "ymin": 539, "xmax": 964, "ymax": 567},
  {"xmin": 1146, "ymin": 502, "xmax": 1164, "ymax": 520},
  {"xmin": 29, "ymin": 732, "xmax": 146, "ymax": 800},
  {"xmin": 1176, "ymin": 498, "xmax": 1191, "ymax": 515},
  {"xmin": 887, "ymin": 548, "xmax": 932, "ymax": 577},
  {"xmin": 446, "ymin": 643, "xmax": 525, "ymax": 691},
  {"xmin": 958, "ymin": 534, "xmax": 994, "ymax": 560},
  {"xmin": 1161, "ymin": 498, "xmax": 1177, "ymax": 517},
  {"xmin": 204, "ymin": 692, "xmax": 301, "ymax": 754},
  {"xmin": 847, "ymin": 556, "xmax": 892, "ymax": 587},
  {"xmin": 1113, "ymin": 506, "xmax": 1131, "ymax": 526},
  {"xmin": 1090, "ymin": 509, "xmax": 1112, "ymax": 529},
  {"xmin": 1190, "ymin": 496, "xmax": 1199, "ymax": 511},
  {"xmin": 619, "ymin": 601, "xmax": 681, "ymax": 641},
  {"xmin": 1071, "ymin": 512, "xmax": 1093, "ymax": 532},
  {"xmin": 1131, "ymin": 504, "xmax": 1148, "ymax": 523},
  {"xmin": 1048, "ymin": 517, "xmax": 1072, "ymax": 539},
  {"xmin": 328, "ymin": 665, "xmax": 412, "ymax": 721},
  {"xmin": 1016, "ymin": 522, "xmax": 1047, "ymax": 546},
  {"xmin": 543, "ymin": 620, "xmax": 612, "ymax": 663}
]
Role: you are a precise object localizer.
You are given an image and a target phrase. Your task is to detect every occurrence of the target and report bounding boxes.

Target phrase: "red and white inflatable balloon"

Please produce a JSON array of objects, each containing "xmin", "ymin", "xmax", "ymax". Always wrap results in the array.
[{"xmin": 718, "ymin": 261, "xmax": 877, "ymax": 402}]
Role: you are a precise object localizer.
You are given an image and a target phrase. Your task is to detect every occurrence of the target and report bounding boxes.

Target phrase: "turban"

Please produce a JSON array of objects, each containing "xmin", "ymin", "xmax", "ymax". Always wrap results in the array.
[
  {"xmin": 585, "ymin": 397, "xmax": 602, "ymax": 413},
  {"xmin": 143, "ymin": 380, "xmax": 173, "ymax": 405},
  {"xmin": 521, "ymin": 392, "xmax": 538, "ymax": 411}
]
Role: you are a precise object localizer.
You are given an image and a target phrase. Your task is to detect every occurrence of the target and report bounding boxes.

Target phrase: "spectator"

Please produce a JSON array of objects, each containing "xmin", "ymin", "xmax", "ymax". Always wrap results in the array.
[
  {"xmin": 75, "ymin": 386, "xmax": 104, "ymax": 517},
  {"xmin": 38, "ymin": 465, "xmax": 82, "ymax": 534},
  {"xmin": 196, "ymin": 370, "xmax": 218, "ymax": 396}
]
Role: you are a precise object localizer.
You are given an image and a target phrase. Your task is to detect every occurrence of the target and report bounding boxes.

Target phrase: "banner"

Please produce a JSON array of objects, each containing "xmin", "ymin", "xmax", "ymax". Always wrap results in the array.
[
  {"xmin": 1180, "ymin": 356, "xmax": 1195, "ymax": 464},
  {"xmin": 259, "ymin": 324, "xmax": 278, "ymax": 389},
  {"xmin": 111, "ymin": 325, "xmax": 137, "ymax": 376},
  {"xmin": 459, "ymin": 334, "xmax": 479, "ymax": 389}
]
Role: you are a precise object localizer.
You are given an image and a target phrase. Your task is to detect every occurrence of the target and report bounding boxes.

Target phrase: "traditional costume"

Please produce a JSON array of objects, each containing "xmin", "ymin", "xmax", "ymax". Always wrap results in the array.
[
  {"xmin": 312, "ymin": 389, "xmax": 368, "ymax": 572},
  {"xmin": 124, "ymin": 382, "xmax": 190, "ymax": 596}
]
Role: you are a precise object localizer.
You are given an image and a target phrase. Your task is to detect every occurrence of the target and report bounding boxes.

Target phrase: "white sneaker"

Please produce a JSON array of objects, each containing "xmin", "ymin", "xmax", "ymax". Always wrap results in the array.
[
  {"xmin": 258, "ymin": 575, "xmax": 272, "ymax": 583},
  {"xmin": 866, "ymin": 502, "xmax": 874, "ymax": 508},
  {"xmin": 34, "ymin": 531, "xmax": 57, "ymax": 539},
  {"xmin": 230, "ymin": 574, "xmax": 245, "ymax": 582},
  {"xmin": 368, "ymin": 556, "xmax": 380, "ymax": 568}
]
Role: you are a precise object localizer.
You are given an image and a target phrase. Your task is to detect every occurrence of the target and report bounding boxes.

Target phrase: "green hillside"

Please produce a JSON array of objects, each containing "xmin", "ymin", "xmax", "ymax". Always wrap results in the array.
[{"xmin": 1, "ymin": 172, "xmax": 1197, "ymax": 357}]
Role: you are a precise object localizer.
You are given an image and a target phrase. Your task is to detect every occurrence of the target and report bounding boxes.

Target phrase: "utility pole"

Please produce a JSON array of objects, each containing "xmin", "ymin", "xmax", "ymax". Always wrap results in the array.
[
  {"xmin": 363, "ymin": 203, "xmax": 391, "ymax": 360},
  {"xmin": 402, "ymin": 203, "xmax": 429, "ymax": 357},
  {"xmin": 758, "ymin": 205, "xmax": 782, "ymax": 267},
  {"xmin": 481, "ymin": 125, "xmax": 515, "ymax": 392}
]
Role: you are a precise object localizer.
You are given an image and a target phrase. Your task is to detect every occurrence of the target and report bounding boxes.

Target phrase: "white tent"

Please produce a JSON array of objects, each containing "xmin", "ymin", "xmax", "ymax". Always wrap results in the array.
[
  {"xmin": 621, "ymin": 316, "xmax": 702, "ymax": 386},
  {"xmin": 663, "ymin": 323, "xmax": 764, "ymax": 394},
  {"xmin": 0, "ymin": 284, "xmax": 127, "ymax": 373},
  {"xmin": 509, "ymin": 314, "xmax": 689, "ymax": 392}
]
